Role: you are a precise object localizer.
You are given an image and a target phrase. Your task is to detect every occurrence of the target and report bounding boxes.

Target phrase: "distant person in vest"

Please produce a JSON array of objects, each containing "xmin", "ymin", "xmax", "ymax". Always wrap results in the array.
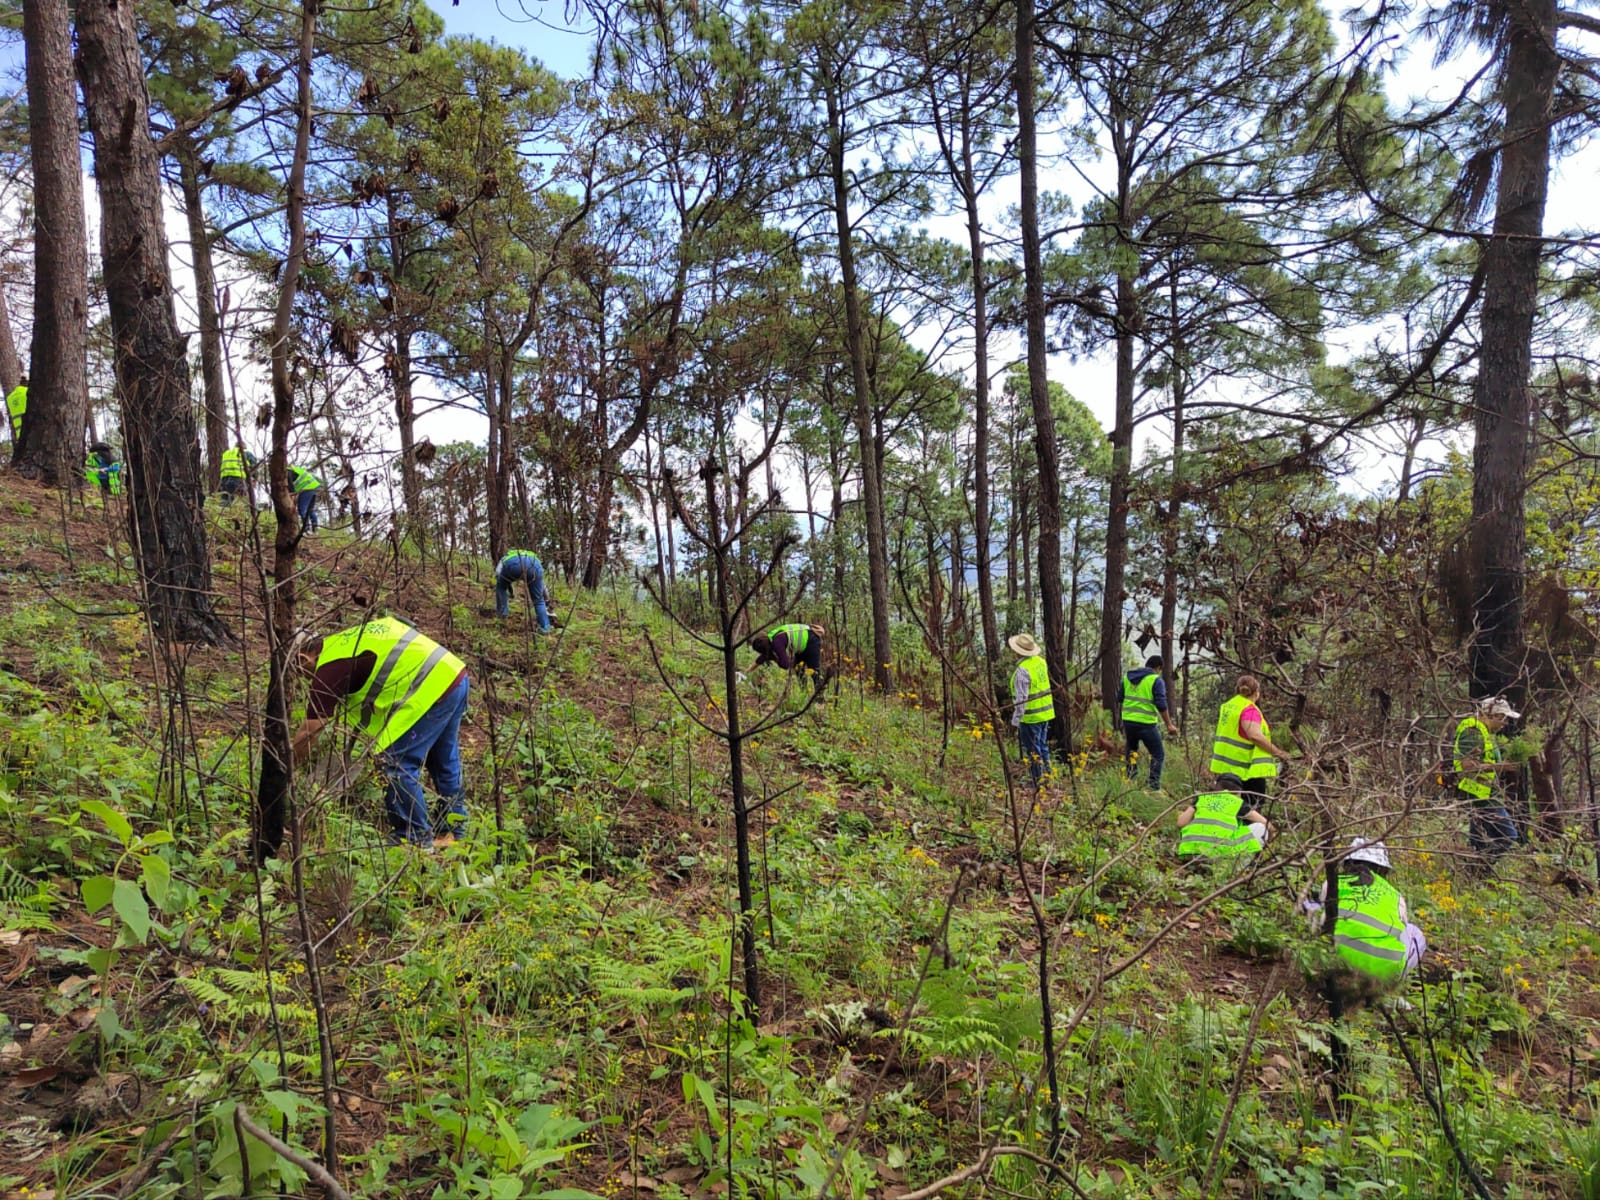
[
  {"xmin": 494, "ymin": 549, "xmax": 553, "ymax": 629},
  {"xmin": 5, "ymin": 373, "xmax": 26, "ymax": 442},
  {"xmin": 1210, "ymin": 674, "xmax": 1293, "ymax": 807},
  {"xmin": 1007, "ymin": 633, "xmax": 1054, "ymax": 787},
  {"xmin": 750, "ymin": 623, "xmax": 827, "ymax": 695},
  {"xmin": 1454, "ymin": 696, "xmax": 1522, "ymax": 865},
  {"xmin": 292, "ymin": 617, "xmax": 470, "ymax": 847},
  {"xmin": 1304, "ymin": 839, "xmax": 1426, "ymax": 984},
  {"xmin": 288, "ymin": 464, "xmax": 322, "ymax": 532},
  {"xmin": 1176, "ymin": 790, "xmax": 1268, "ymax": 860},
  {"xmin": 1121, "ymin": 655, "xmax": 1180, "ymax": 788},
  {"xmin": 85, "ymin": 442, "xmax": 123, "ymax": 497},
  {"xmin": 219, "ymin": 445, "xmax": 257, "ymax": 506}
]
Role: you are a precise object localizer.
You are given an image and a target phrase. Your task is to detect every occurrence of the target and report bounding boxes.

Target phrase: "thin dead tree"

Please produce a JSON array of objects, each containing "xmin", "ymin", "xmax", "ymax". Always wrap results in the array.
[{"xmin": 643, "ymin": 421, "xmax": 815, "ymax": 1018}]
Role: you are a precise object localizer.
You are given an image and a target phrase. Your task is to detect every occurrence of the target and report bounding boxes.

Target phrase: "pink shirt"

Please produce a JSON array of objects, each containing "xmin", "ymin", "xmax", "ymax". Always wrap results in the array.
[{"xmin": 1239, "ymin": 703, "xmax": 1263, "ymax": 730}]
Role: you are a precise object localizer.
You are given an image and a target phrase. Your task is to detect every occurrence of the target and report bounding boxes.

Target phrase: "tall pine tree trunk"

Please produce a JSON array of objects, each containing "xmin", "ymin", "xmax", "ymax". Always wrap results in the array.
[
  {"xmin": 0, "ymin": 282, "xmax": 21, "ymax": 396},
  {"xmin": 17, "ymin": 0, "xmax": 88, "ymax": 485},
  {"xmin": 386, "ymin": 197, "xmax": 424, "ymax": 537},
  {"xmin": 825, "ymin": 75, "xmax": 893, "ymax": 692},
  {"xmin": 1160, "ymin": 270, "xmax": 1185, "ymax": 709},
  {"xmin": 77, "ymin": 0, "xmax": 227, "ymax": 644},
  {"xmin": 1100, "ymin": 204, "xmax": 1138, "ymax": 727},
  {"xmin": 1017, "ymin": 0, "xmax": 1069, "ymax": 754},
  {"xmin": 177, "ymin": 141, "xmax": 229, "ymax": 492},
  {"xmin": 1467, "ymin": 0, "xmax": 1558, "ymax": 706},
  {"xmin": 961, "ymin": 128, "xmax": 1001, "ymax": 671}
]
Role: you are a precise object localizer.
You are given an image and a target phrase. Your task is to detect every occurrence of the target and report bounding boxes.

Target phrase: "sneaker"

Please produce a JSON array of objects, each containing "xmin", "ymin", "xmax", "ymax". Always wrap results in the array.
[{"xmin": 432, "ymin": 833, "xmax": 458, "ymax": 850}]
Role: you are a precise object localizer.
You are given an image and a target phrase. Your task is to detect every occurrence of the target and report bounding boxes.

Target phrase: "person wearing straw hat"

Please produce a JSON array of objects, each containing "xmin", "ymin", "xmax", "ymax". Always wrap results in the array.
[
  {"xmin": 1303, "ymin": 839, "xmax": 1426, "ymax": 983},
  {"xmin": 291, "ymin": 617, "xmax": 471, "ymax": 848},
  {"xmin": 1008, "ymin": 633, "xmax": 1054, "ymax": 787},
  {"xmin": 1453, "ymin": 696, "xmax": 1522, "ymax": 866}
]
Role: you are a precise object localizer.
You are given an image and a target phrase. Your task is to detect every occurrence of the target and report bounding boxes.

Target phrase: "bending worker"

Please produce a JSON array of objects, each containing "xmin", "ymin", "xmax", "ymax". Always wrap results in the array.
[
  {"xmin": 1176, "ymin": 790, "xmax": 1268, "ymax": 860},
  {"xmin": 1304, "ymin": 839, "xmax": 1426, "ymax": 984},
  {"xmin": 85, "ymin": 442, "xmax": 123, "ymax": 497},
  {"xmin": 288, "ymin": 463, "xmax": 322, "ymax": 532},
  {"xmin": 292, "ymin": 617, "xmax": 470, "ymax": 847},
  {"xmin": 1453, "ymin": 696, "xmax": 1522, "ymax": 866},
  {"xmin": 751, "ymin": 623, "xmax": 827, "ymax": 694},
  {"xmin": 1122, "ymin": 654, "xmax": 1179, "ymax": 789},
  {"xmin": 494, "ymin": 548, "xmax": 553, "ymax": 629},
  {"xmin": 1210, "ymin": 674, "xmax": 1292, "ymax": 807}
]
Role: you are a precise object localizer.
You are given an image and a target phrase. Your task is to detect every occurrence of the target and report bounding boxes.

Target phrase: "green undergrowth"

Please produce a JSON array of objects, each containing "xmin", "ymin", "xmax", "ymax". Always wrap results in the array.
[{"xmin": 1, "ymin": 515, "xmax": 1598, "ymax": 1199}]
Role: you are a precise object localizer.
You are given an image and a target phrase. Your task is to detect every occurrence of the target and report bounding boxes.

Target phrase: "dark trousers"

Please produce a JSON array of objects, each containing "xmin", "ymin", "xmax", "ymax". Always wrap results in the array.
[
  {"xmin": 296, "ymin": 488, "xmax": 319, "ymax": 531},
  {"xmin": 1018, "ymin": 720, "xmax": 1051, "ymax": 785},
  {"xmin": 1123, "ymin": 721, "xmax": 1165, "ymax": 787},
  {"xmin": 1217, "ymin": 774, "xmax": 1269, "ymax": 815},
  {"xmin": 1467, "ymin": 800, "xmax": 1518, "ymax": 863}
]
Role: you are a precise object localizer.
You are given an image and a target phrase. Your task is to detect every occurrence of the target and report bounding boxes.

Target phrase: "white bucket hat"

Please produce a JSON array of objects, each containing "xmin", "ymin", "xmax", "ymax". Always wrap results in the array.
[{"xmin": 1345, "ymin": 838, "xmax": 1391, "ymax": 869}]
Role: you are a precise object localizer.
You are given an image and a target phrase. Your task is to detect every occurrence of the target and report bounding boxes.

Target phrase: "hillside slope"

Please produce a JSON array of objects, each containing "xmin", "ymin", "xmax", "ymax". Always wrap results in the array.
[{"xmin": 1, "ymin": 475, "xmax": 1598, "ymax": 1200}]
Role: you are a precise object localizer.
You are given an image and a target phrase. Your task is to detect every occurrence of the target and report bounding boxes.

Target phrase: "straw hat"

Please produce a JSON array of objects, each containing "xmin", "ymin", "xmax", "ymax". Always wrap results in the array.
[{"xmin": 1007, "ymin": 633, "xmax": 1041, "ymax": 657}]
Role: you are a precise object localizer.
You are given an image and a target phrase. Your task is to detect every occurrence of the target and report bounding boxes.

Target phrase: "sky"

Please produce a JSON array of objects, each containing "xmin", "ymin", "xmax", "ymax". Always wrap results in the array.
[{"xmin": 0, "ymin": 3, "xmax": 1594, "ymax": 507}]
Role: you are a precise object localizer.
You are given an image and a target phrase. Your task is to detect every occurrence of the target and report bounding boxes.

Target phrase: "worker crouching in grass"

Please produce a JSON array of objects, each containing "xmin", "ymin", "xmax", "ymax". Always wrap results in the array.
[
  {"xmin": 1303, "ymin": 839, "xmax": 1426, "ymax": 1009},
  {"xmin": 1176, "ymin": 789, "xmax": 1269, "ymax": 863},
  {"xmin": 291, "ymin": 617, "xmax": 470, "ymax": 848}
]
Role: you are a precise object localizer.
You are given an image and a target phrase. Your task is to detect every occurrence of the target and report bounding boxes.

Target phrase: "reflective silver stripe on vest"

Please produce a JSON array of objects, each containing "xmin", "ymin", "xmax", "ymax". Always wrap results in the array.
[
  {"xmin": 1335, "ymin": 935, "xmax": 1406, "ymax": 962},
  {"xmin": 389, "ymin": 644, "xmax": 452, "ymax": 722},
  {"xmin": 1185, "ymin": 834, "xmax": 1253, "ymax": 846},
  {"xmin": 1337, "ymin": 908, "xmax": 1405, "ymax": 941},
  {"xmin": 1216, "ymin": 735, "xmax": 1253, "ymax": 750},
  {"xmin": 1212, "ymin": 751, "xmax": 1252, "ymax": 769},
  {"xmin": 360, "ymin": 630, "xmax": 420, "ymax": 727}
]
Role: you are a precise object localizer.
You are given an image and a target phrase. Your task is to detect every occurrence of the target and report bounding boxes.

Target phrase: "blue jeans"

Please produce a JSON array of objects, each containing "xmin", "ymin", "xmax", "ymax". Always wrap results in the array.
[
  {"xmin": 296, "ymin": 489, "xmax": 319, "ymax": 531},
  {"xmin": 1124, "ymin": 721, "xmax": 1165, "ymax": 787},
  {"xmin": 495, "ymin": 555, "xmax": 550, "ymax": 628},
  {"xmin": 379, "ymin": 675, "xmax": 469, "ymax": 843},
  {"xmin": 1468, "ymin": 802, "xmax": 1518, "ymax": 862},
  {"xmin": 1017, "ymin": 720, "xmax": 1050, "ymax": 785}
]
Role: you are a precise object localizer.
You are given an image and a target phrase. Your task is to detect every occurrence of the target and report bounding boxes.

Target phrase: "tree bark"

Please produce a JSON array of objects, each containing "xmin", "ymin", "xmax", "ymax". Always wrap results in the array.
[
  {"xmin": 77, "ymin": 0, "xmax": 227, "ymax": 644},
  {"xmin": 17, "ymin": 0, "xmax": 88, "ymax": 485},
  {"xmin": 1017, "ymin": 0, "xmax": 1070, "ymax": 756},
  {"xmin": 1160, "ymin": 268, "xmax": 1185, "ymax": 710},
  {"xmin": 385, "ymin": 196, "xmax": 423, "ymax": 538},
  {"xmin": 1467, "ymin": 0, "xmax": 1557, "ymax": 707},
  {"xmin": 0, "ymin": 281, "xmax": 22, "ymax": 396},
  {"xmin": 1100, "ymin": 193, "xmax": 1138, "ymax": 727},
  {"xmin": 959, "ymin": 112, "xmax": 1001, "ymax": 670},
  {"xmin": 825, "ymin": 73, "xmax": 893, "ymax": 692},
  {"xmin": 177, "ymin": 141, "xmax": 229, "ymax": 493},
  {"xmin": 254, "ymin": 0, "xmax": 317, "ymax": 863}
]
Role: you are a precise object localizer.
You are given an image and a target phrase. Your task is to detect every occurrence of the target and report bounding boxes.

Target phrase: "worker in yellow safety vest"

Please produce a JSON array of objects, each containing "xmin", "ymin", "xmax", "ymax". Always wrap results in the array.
[
  {"xmin": 1453, "ymin": 696, "xmax": 1522, "ymax": 865},
  {"xmin": 293, "ymin": 617, "xmax": 470, "ymax": 847},
  {"xmin": 1008, "ymin": 633, "xmax": 1054, "ymax": 787},
  {"xmin": 6, "ymin": 374, "xmax": 27, "ymax": 442},
  {"xmin": 1302, "ymin": 839, "xmax": 1426, "ymax": 986},
  {"xmin": 288, "ymin": 464, "xmax": 323, "ymax": 532},
  {"xmin": 1176, "ymin": 790, "xmax": 1269, "ymax": 860},
  {"xmin": 218, "ymin": 445, "xmax": 256, "ymax": 506},
  {"xmin": 1210, "ymin": 674, "xmax": 1293, "ymax": 810}
]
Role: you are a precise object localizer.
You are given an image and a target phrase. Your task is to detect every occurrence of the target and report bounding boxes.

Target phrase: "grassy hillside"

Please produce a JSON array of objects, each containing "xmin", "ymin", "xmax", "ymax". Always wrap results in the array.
[{"xmin": 1, "ymin": 476, "xmax": 1598, "ymax": 1200}]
